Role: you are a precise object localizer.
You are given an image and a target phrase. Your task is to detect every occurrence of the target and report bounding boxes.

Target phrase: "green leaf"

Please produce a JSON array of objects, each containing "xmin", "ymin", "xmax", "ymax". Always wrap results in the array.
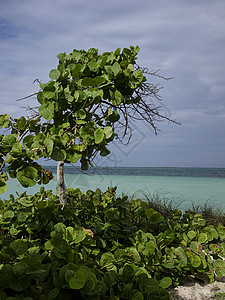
[
  {"xmin": 8, "ymin": 275, "xmax": 31, "ymax": 292},
  {"xmin": 198, "ymin": 232, "xmax": 207, "ymax": 244},
  {"xmin": 75, "ymin": 109, "xmax": 86, "ymax": 120},
  {"xmin": 114, "ymin": 89, "xmax": 123, "ymax": 105},
  {"xmin": 163, "ymin": 229, "xmax": 175, "ymax": 243},
  {"xmin": 72, "ymin": 63, "xmax": 82, "ymax": 77},
  {"xmin": 3, "ymin": 210, "xmax": 14, "ymax": 219},
  {"xmin": 0, "ymin": 181, "xmax": 7, "ymax": 194},
  {"xmin": 25, "ymin": 166, "xmax": 38, "ymax": 179},
  {"xmin": 57, "ymin": 52, "xmax": 66, "ymax": 60},
  {"xmin": 158, "ymin": 289, "xmax": 171, "ymax": 300},
  {"xmin": 112, "ymin": 62, "xmax": 121, "ymax": 76},
  {"xmin": 100, "ymin": 146, "xmax": 110, "ymax": 156},
  {"xmin": 9, "ymin": 224, "xmax": 18, "ymax": 235},
  {"xmin": 17, "ymin": 167, "xmax": 38, "ymax": 187},
  {"xmin": 88, "ymin": 61, "xmax": 98, "ymax": 72},
  {"xmin": 23, "ymin": 135, "xmax": 34, "ymax": 149},
  {"xmin": 132, "ymin": 291, "xmax": 144, "ymax": 300},
  {"xmin": 92, "ymin": 76, "xmax": 107, "ymax": 86},
  {"xmin": 10, "ymin": 239, "xmax": 27, "ymax": 256},
  {"xmin": 47, "ymin": 288, "xmax": 59, "ymax": 300},
  {"xmin": 122, "ymin": 264, "xmax": 135, "ymax": 278},
  {"xmin": 17, "ymin": 209, "xmax": 32, "ymax": 223},
  {"xmin": 128, "ymin": 247, "xmax": 141, "ymax": 262},
  {"xmin": 37, "ymin": 91, "xmax": 45, "ymax": 104},
  {"xmin": 39, "ymin": 102, "xmax": 55, "ymax": 120},
  {"xmin": 2, "ymin": 134, "xmax": 16, "ymax": 148},
  {"xmin": 49, "ymin": 69, "xmax": 60, "ymax": 80},
  {"xmin": 139, "ymin": 277, "xmax": 159, "ymax": 294},
  {"xmin": 44, "ymin": 137, "xmax": 54, "ymax": 155},
  {"xmin": 174, "ymin": 246, "xmax": 187, "ymax": 266},
  {"xmin": 51, "ymin": 148, "xmax": 66, "ymax": 161},
  {"xmin": 104, "ymin": 65, "xmax": 114, "ymax": 78},
  {"xmin": 159, "ymin": 277, "xmax": 172, "ymax": 289},
  {"xmin": 0, "ymin": 114, "xmax": 10, "ymax": 128},
  {"xmin": 114, "ymin": 48, "xmax": 121, "ymax": 56},
  {"xmin": 94, "ymin": 128, "xmax": 104, "ymax": 144},
  {"xmin": 204, "ymin": 227, "xmax": 218, "ymax": 241},
  {"xmin": 100, "ymin": 252, "xmax": 115, "ymax": 268},
  {"xmin": 69, "ymin": 269, "xmax": 87, "ymax": 289},
  {"xmin": 45, "ymin": 240, "xmax": 53, "ymax": 251},
  {"xmin": 217, "ymin": 224, "xmax": 225, "ymax": 239},
  {"xmin": 81, "ymin": 77, "xmax": 93, "ymax": 87},
  {"xmin": 190, "ymin": 241, "xmax": 200, "ymax": 253},
  {"xmin": 43, "ymin": 90, "xmax": 56, "ymax": 99},
  {"xmin": 187, "ymin": 230, "xmax": 196, "ymax": 240},
  {"xmin": 75, "ymin": 230, "xmax": 86, "ymax": 243},
  {"xmin": 145, "ymin": 241, "xmax": 156, "ymax": 255},
  {"xmin": 5, "ymin": 154, "xmax": 13, "ymax": 164},
  {"xmin": 103, "ymin": 126, "xmax": 114, "ymax": 139},
  {"xmin": 192, "ymin": 254, "xmax": 201, "ymax": 268},
  {"xmin": 34, "ymin": 132, "xmax": 45, "ymax": 142},
  {"xmin": 81, "ymin": 272, "xmax": 97, "ymax": 295},
  {"xmin": 52, "ymin": 238, "xmax": 68, "ymax": 253},
  {"xmin": 17, "ymin": 116, "xmax": 26, "ymax": 130},
  {"xmin": 214, "ymin": 259, "xmax": 225, "ymax": 277},
  {"xmin": 66, "ymin": 149, "xmax": 82, "ymax": 163},
  {"xmin": 11, "ymin": 142, "xmax": 22, "ymax": 154}
]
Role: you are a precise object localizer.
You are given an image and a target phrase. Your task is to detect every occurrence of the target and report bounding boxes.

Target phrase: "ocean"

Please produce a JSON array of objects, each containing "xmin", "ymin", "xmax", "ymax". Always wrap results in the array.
[{"xmin": 1, "ymin": 166, "xmax": 225, "ymax": 211}]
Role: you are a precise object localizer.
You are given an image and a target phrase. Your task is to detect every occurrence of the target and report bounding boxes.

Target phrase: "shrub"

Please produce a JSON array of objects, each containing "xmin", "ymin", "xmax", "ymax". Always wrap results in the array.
[{"xmin": 0, "ymin": 187, "xmax": 225, "ymax": 299}]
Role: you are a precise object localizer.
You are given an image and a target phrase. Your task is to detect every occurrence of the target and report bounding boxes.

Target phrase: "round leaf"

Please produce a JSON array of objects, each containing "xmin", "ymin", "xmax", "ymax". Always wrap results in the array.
[
  {"xmin": 8, "ymin": 276, "xmax": 31, "ymax": 292},
  {"xmin": 69, "ymin": 269, "xmax": 87, "ymax": 289},
  {"xmin": 100, "ymin": 252, "xmax": 115, "ymax": 267},
  {"xmin": 10, "ymin": 239, "xmax": 27, "ymax": 256},
  {"xmin": 187, "ymin": 230, "xmax": 196, "ymax": 240},
  {"xmin": 51, "ymin": 148, "xmax": 66, "ymax": 161},
  {"xmin": 190, "ymin": 241, "xmax": 200, "ymax": 253},
  {"xmin": 49, "ymin": 69, "xmax": 60, "ymax": 80},
  {"xmin": 75, "ymin": 109, "xmax": 86, "ymax": 120},
  {"xmin": 17, "ymin": 116, "xmax": 26, "ymax": 130},
  {"xmin": 2, "ymin": 134, "xmax": 16, "ymax": 148},
  {"xmin": 44, "ymin": 137, "xmax": 54, "ymax": 155},
  {"xmin": 94, "ymin": 128, "xmax": 104, "ymax": 144},
  {"xmin": 39, "ymin": 102, "xmax": 55, "ymax": 120},
  {"xmin": 198, "ymin": 232, "xmax": 207, "ymax": 244},
  {"xmin": 122, "ymin": 264, "xmax": 135, "ymax": 278},
  {"xmin": 159, "ymin": 277, "xmax": 172, "ymax": 289},
  {"xmin": 17, "ymin": 171, "xmax": 36, "ymax": 187},
  {"xmin": 11, "ymin": 142, "xmax": 22, "ymax": 154},
  {"xmin": 132, "ymin": 291, "xmax": 144, "ymax": 300},
  {"xmin": 0, "ymin": 114, "xmax": 10, "ymax": 128},
  {"xmin": 104, "ymin": 126, "xmax": 114, "ymax": 139},
  {"xmin": 3, "ymin": 210, "xmax": 14, "ymax": 219},
  {"xmin": 24, "ymin": 166, "xmax": 38, "ymax": 179},
  {"xmin": 192, "ymin": 254, "xmax": 201, "ymax": 268},
  {"xmin": 214, "ymin": 259, "xmax": 225, "ymax": 277}
]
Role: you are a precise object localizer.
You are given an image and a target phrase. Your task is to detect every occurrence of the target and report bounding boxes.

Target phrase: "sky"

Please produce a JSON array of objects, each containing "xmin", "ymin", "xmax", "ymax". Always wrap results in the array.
[{"xmin": 0, "ymin": 0, "xmax": 225, "ymax": 168}]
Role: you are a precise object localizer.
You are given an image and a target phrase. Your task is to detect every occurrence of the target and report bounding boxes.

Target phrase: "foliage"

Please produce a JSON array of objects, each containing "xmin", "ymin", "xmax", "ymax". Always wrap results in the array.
[
  {"xmin": 0, "ymin": 187, "xmax": 225, "ymax": 299},
  {"xmin": 0, "ymin": 46, "xmax": 177, "ymax": 196}
]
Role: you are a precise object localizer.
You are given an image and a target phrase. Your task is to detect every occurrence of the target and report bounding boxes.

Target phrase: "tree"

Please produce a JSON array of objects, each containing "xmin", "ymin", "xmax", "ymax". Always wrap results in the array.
[{"xmin": 0, "ymin": 46, "xmax": 178, "ymax": 208}]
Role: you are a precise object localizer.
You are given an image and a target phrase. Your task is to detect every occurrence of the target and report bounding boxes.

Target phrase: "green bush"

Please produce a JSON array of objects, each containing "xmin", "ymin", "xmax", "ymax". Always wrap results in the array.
[{"xmin": 0, "ymin": 187, "xmax": 225, "ymax": 299}]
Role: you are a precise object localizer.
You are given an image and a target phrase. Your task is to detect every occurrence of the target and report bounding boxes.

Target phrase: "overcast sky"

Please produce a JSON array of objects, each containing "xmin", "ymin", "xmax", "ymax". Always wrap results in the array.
[{"xmin": 0, "ymin": 0, "xmax": 224, "ymax": 168}]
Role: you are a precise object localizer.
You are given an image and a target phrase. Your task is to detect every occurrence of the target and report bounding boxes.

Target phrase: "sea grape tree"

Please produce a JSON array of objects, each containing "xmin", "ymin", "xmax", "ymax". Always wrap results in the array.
[{"xmin": 0, "ymin": 46, "xmax": 178, "ymax": 207}]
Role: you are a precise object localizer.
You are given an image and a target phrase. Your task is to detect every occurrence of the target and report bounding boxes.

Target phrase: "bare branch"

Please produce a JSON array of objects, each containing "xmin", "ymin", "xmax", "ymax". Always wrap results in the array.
[{"xmin": 16, "ymin": 93, "xmax": 38, "ymax": 102}]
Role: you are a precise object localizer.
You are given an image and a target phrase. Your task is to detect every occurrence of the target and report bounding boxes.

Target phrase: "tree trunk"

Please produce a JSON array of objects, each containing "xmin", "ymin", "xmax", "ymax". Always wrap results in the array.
[{"xmin": 57, "ymin": 161, "xmax": 67, "ymax": 209}]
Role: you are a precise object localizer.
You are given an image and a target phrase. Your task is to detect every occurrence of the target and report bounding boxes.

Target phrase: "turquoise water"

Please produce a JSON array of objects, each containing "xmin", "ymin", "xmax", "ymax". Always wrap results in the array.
[{"xmin": 1, "ymin": 167, "xmax": 225, "ymax": 211}]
